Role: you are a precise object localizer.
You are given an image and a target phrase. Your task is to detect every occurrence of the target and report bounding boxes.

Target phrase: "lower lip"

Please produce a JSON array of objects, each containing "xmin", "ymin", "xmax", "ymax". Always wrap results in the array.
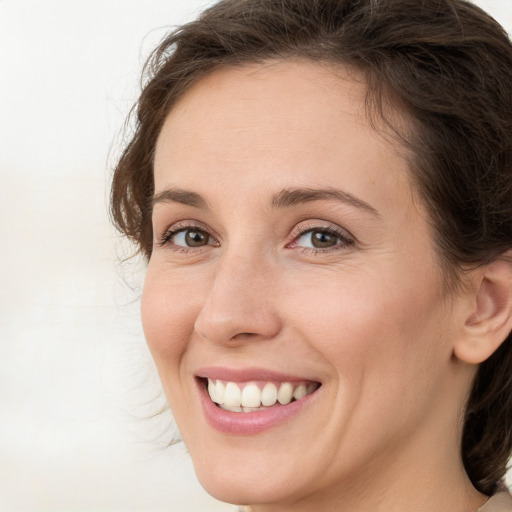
[{"xmin": 197, "ymin": 380, "xmax": 318, "ymax": 435}]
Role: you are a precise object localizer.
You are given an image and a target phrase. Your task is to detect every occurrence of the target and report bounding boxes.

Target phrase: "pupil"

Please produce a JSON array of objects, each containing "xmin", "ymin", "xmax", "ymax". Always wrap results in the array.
[
  {"xmin": 186, "ymin": 230, "xmax": 208, "ymax": 247},
  {"xmin": 312, "ymin": 230, "xmax": 336, "ymax": 248}
]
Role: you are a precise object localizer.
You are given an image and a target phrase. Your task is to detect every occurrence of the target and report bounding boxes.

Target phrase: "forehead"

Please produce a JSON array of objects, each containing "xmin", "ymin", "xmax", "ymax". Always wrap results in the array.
[
  {"xmin": 157, "ymin": 60, "xmax": 369, "ymax": 155},
  {"xmin": 153, "ymin": 59, "xmax": 415, "ymax": 215}
]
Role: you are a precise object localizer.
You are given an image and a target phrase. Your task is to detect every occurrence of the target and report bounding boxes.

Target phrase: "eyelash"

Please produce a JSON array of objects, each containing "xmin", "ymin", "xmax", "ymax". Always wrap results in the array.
[{"xmin": 158, "ymin": 222, "xmax": 355, "ymax": 254}]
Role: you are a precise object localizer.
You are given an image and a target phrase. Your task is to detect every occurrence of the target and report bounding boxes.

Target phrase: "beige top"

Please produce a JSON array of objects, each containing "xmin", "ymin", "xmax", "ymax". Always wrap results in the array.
[
  {"xmin": 237, "ymin": 492, "xmax": 512, "ymax": 511},
  {"xmin": 479, "ymin": 492, "xmax": 512, "ymax": 512}
]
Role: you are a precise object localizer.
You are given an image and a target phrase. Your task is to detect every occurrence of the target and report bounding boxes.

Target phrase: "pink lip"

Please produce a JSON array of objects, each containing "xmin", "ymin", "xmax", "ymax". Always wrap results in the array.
[
  {"xmin": 195, "ymin": 367, "xmax": 321, "ymax": 435},
  {"xmin": 196, "ymin": 366, "xmax": 316, "ymax": 383}
]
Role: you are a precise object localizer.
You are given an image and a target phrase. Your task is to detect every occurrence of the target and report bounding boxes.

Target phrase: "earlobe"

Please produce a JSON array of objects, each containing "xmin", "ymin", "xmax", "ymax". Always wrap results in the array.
[{"xmin": 454, "ymin": 254, "xmax": 512, "ymax": 365}]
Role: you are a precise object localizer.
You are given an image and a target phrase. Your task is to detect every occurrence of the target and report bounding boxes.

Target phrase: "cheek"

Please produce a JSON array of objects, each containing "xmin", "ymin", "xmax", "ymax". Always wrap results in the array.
[
  {"xmin": 140, "ymin": 265, "xmax": 201, "ymax": 366},
  {"xmin": 285, "ymin": 265, "xmax": 450, "ymax": 396}
]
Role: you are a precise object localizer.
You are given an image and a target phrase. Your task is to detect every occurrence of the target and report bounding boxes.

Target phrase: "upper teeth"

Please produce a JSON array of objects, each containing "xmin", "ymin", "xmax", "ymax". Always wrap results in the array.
[{"xmin": 207, "ymin": 379, "xmax": 318, "ymax": 412}]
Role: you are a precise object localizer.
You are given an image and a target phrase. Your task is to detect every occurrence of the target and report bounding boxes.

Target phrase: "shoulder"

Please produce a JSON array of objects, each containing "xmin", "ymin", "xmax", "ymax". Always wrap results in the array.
[{"xmin": 479, "ymin": 491, "xmax": 512, "ymax": 512}]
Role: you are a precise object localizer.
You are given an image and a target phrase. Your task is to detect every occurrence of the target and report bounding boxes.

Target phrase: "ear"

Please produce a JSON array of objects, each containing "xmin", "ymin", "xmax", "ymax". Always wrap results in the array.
[{"xmin": 454, "ymin": 254, "xmax": 512, "ymax": 364}]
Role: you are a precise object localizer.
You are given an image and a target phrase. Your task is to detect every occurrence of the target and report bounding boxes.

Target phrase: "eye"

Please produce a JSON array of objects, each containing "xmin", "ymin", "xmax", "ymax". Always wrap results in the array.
[
  {"xmin": 173, "ymin": 228, "xmax": 210, "ymax": 247},
  {"xmin": 291, "ymin": 227, "xmax": 354, "ymax": 251},
  {"xmin": 160, "ymin": 225, "xmax": 217, "ymax": 249}
]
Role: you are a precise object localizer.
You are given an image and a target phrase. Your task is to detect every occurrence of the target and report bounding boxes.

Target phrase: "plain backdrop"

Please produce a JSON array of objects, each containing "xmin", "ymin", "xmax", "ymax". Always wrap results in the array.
[{"xmin": 0, "ymin": 1, "xmax": 511, "ymax": 511}]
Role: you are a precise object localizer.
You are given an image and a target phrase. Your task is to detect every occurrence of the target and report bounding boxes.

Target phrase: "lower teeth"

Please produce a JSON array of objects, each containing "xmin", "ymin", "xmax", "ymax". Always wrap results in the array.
[
  {"xmin": 219, "ymin": 405, "xmax": 265, "ymax": 413},
  {"xmin": 218, "ymin": 400, "xmax": 295, "ymax": 413}
]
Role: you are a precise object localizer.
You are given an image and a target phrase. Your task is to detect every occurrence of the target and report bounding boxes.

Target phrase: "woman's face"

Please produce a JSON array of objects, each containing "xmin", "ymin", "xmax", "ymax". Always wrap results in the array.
[{"xmin": 143, "ymin": 61, "xmax": 471, "ymax": 508}]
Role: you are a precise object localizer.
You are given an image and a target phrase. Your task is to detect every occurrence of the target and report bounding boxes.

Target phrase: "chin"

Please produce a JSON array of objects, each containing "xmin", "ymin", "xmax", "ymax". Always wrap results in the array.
[{"xmin": 193, "ymin": 458, "xmax": 302, "ymax": 507}]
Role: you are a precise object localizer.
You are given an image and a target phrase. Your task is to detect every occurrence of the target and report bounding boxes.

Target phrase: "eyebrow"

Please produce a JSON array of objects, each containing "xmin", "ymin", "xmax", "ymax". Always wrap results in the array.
[
  {"xmin": 272, "ymin": 187, "xmax": 380, "ymax": 217},
  {"xmin": 152, "ymin": 186, "xmax": 380, "ymax": 217},
  {"xmin": 152, "ymin": 188, "xmax": 209, "ymax": 209}
]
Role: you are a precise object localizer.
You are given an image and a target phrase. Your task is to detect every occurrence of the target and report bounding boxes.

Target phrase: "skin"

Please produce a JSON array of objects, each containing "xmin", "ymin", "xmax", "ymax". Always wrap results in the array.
[{"xmin": 142, "ymin": 60, "xmax": 487, "ymax": 511}]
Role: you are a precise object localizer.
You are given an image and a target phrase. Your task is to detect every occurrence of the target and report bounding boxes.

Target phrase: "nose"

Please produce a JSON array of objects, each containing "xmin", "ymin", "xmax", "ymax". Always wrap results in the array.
[{"xmin": 193, "ymin": 252, "xmax": 282, "ymax": 347}]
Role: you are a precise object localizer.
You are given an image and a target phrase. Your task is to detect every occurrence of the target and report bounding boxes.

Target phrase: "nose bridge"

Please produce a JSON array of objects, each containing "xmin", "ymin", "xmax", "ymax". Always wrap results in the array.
[{"xmin": 194, "ymin": 246, "xmax": 281, "ymax": 346}]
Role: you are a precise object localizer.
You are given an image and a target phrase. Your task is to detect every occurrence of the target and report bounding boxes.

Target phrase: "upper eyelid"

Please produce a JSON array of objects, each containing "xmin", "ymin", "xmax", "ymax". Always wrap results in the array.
[
  {"xmin": 296, "ymin": 227, "xmax": 351, "ymax": 240},
  {"xmin": 159, "ymin": 220, "xmax": 217, "ymax": 239},
  {"xmin": 289, "ymin": 220, "xmax": 355, "ymax": 242}
]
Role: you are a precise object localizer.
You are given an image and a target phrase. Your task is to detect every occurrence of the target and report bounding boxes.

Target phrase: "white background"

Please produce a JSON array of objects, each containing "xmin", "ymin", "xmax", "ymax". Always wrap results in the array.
[{"xmin": 0, "ymin": 1, "xmax": 511, "ymax": 511}]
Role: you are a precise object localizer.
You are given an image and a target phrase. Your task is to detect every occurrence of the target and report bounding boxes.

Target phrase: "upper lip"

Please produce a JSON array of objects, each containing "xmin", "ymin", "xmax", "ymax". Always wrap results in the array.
[{"xmin": 196, "ymin": 366, "xmax": 321, "ymax": 383}]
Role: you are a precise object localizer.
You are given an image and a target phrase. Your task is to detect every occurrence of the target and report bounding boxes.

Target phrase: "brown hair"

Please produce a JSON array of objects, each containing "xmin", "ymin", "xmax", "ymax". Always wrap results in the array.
[{"xmin": 111, "ymin": 0, "xmax": 512, "ymax": 495}]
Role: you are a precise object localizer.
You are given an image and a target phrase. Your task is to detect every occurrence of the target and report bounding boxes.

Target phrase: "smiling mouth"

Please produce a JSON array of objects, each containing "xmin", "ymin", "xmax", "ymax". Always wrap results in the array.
[{"xmin": 203, "ymin": 378, "xmax": 321, "ymax": 413}]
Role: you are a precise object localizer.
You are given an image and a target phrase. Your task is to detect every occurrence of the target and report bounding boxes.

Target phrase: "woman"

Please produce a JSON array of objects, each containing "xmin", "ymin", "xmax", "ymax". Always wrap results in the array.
[{"xmin": 110, "ymin": 0, "xmax": 512, "ymax": 510}]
